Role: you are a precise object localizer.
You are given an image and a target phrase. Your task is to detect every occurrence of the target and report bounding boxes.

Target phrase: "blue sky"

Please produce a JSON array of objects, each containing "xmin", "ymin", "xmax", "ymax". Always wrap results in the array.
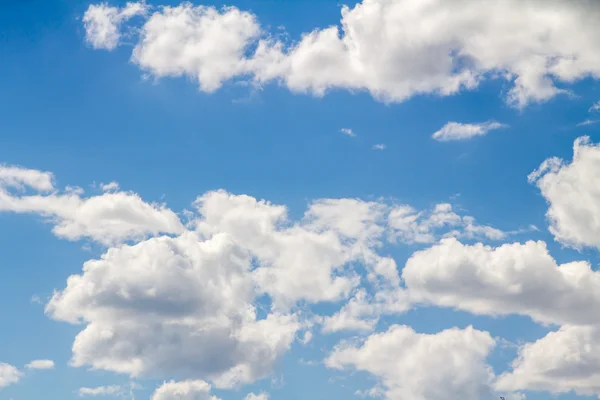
[{"xmin": 2, "ymin": 0, "xmax": 600, "ymax": 399}]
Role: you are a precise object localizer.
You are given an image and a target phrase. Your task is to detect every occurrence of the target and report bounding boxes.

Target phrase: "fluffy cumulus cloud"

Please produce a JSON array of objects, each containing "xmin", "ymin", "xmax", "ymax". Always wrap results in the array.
[
  {"xmin": 326, "ymin": 325, "xmax": 497, "ymax": 400},
  {"xmin": 0, "ymin": 164, "xmax": 184, "ymax": 245},
  {"xmin": 132, "ymin": 4, "xmax": 261, "ymax": 92},
  {"xmin": 83, "ymin": 1, "xmax": 148, "ymax": 50},
  {"xmin": 496, "ymin": 325, "xmax": 600, "ymax": 397},
  {"xmin": 46, "ymin": 231, "xmax": 299, "ymax": 387},
  {"xmin": 0, "ymin": 362, "xmax": 21, "ymax": 389},
  {"xmin": 432, "ymin": 121, "xmax": 507, "ymax": 142},
  {"xmin": 25, "ymin": 359, "xmax": 55, "ymax": 370},
  {"xmin": 85, "ymin": 0, "xmax": 600, "ymax": 107},
  {"xmin": 151, "ymin": 380, "xmax": 219, "ymax": 400},
  {"xmin": 403, "ymin": 237, "xmax": 600, "ymax": 326},
  {"xmin": 529, "ymin": 136, "xmax": 600, "ymax": 250}
]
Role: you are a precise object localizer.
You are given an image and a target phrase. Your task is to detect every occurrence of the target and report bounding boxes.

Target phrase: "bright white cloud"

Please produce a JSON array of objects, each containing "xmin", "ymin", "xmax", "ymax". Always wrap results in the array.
[
  {"xmin": 25, "ymin": 359, "xmax": 55, "ymax": 370},
  {"xmin": 132, "ymin": 4, "xmax": 261, "ymax": 92},
  {"xmin": 496, "ymin": 325, "xmax": 600, "ymax": 397},
  {"xmin": 0, "ymin": 363, "xmax": 21, "ymax": 389},
  {"xmin": 529, "ymin": 136, "xmax": 600, "ymax": 249},
  {"xmin": 83, "ymin": 2, "xmax": 148, "ymax": 50},
  {"xmin": 403, "ymin": 237, "xmax": 600, "ymax": 326},
  {"xmin": 326, "ymin": 325, "xmax": 496, "ymax": 400},
  {"xmin": 432, "ymin": 121, "xmax": 507, "ymax": 141},
  {"xmin": 151, "ymin": 380, "xmax": 220, "ymax": 400},
  {"xmin": 78, "ymin": 385, "xmax": 123, "ymax": 397},
  {"xmin": 46, "ymin": 231, "xmax": 299, "ymax": 388},
  {"xmin": 88, "ymin": 0, "xmax": 600, "ymax": 107},
  {"xmin": 0, "ymin": 164, "xmax": 54, "ymax": 191},
  {"xmin": 194, "ymin": 192, "xmax": 397, "ymax": 309},
  {"xmin": 0, "ymin": 165, "xmax": 185, "ymax": 245}
]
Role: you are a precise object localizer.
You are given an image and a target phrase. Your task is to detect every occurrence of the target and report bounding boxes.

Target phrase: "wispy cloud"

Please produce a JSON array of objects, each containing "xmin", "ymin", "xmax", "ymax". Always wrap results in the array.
[
  {"xmin": 577, "ymin": 119, "xmax": 600, "ymax": 127},
  {"xmin": 432, "ymin": 121, "xmax": 508, "ymax": 141},
  {"xmin": 589, "ymin": 100, "xmax": 600, "ymax": 112},
  {"xmin": 372, "ymin": 144, "xmax": 386, "ymax": 150}
]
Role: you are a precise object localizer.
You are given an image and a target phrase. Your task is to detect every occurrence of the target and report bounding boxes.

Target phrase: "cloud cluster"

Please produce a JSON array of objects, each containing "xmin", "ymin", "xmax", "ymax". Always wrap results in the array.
[
  {"xmin": 2, "ymin": 167, "xmax": 403, "ymax": 389},
  {"xmin": 13, "ymin": 146, "xmax": 600, "ymax": 399},
  {"xmin": 1, "ymin": 163, "xmax": 531, "ymax": 397},
  {"xmin": 84, "ymin": 0, "xmax": 600, "ymax": 107}
]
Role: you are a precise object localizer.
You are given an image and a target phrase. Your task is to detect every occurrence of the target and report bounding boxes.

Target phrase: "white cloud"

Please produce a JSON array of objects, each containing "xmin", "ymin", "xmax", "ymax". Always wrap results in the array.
[
  {"xmin": 321, "ymin": 289, "xmax": 379, "ymax": 334},
  {"xmin": 0, "ymin": 164, "xmax": 54, "ymax": 192},
  {"xmin": 0, "ymin": 164, "xmax": 185, "ymax": 245},
  {"xmin": 388, "ymin": 203, "xmax": 506, "ymax": 245},
  {"xmin": 326, "ymin": 325, "xmax": 496, "ymax": 400},
  {"xmin": 403, "ymin": 237, "xmax": 600, "ymax": 326},
  {"xmin": 590, "ymin": 100, "xmax": 600, "ymax": 112},
  {"xmin": 432, "ymin": 121, "xmax": 507, "ymax": 142},
  {"xmin": 244, "ymin": 392, "xmax": 269, "ymax": 400},
  {"xmin": 529, "ymin": 136, "xmax": 600, "ymax": 249},
  {"xmin": 132, "ymin": 4, "xmax": 261, "ymax": 92},
  {"xmin": 0, "ymin": 363, "xmax": 21, "ymax": 390},
  {"xmin": 371, "ymin": 144, "xmax": 386, "ymax": 150},
  {"xmin": 88, "ymin": 0, "xmax": 600, "ymax": 107},
  {"xmin": 194, "ymin": 192, "xmax": 397, "ymax": 309},
  {"xmin": 25, "ymin": 359, "xmax": 55, "ymax": 370},
  {"xmin": 151, "ymin": 380, "xmax": 220, "ymax": 400},
  {"xmin": 83, "ymin": 2, "xmax": 148, "ymax": 50},
  {"xmin": 340, "ymin": 128, "xmax": 356, "ymax": 137},
  {"xmin": 496, "ymin": 325, "xmax": 600, "ymax": 397},
  {"xmin": 46, "ymin": 231, "xmax": 299, "ymax": 388},
  {"xmin": 78, "ymin": 385, "xmax": 123, "ymax": 397}
]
